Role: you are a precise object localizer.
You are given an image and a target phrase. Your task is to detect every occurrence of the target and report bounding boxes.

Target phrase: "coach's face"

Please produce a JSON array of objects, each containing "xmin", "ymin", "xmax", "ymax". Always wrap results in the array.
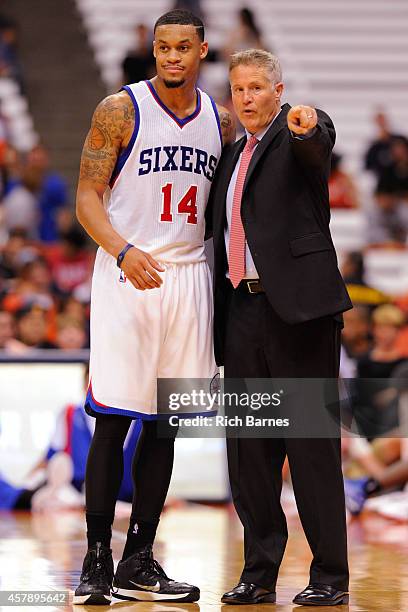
[
  {"xmin": 154, "ymin": 25, "xmax": 208, "ymax": 88},
  {"xmin": 230, "ymin": 64, "xmax": 283, "ymax": 134}
]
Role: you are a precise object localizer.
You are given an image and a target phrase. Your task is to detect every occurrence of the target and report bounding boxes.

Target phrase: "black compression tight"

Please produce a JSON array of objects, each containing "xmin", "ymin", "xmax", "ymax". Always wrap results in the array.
[{"xmin": 85, "ymin": 413, "xmax": 176, "ymax": 548}]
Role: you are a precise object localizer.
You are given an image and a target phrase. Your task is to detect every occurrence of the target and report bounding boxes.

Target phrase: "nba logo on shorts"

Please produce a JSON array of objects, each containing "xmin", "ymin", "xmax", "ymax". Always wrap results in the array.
[{"xmin": 119, "ymin": 270, "xmax": 127, "ymax": 283}]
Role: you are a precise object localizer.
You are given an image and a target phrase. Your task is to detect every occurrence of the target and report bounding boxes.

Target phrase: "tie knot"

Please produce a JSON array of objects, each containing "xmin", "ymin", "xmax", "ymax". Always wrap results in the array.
[{"xmin": 245, "ymin": 135, "xmax": 258, "ymax": 152}]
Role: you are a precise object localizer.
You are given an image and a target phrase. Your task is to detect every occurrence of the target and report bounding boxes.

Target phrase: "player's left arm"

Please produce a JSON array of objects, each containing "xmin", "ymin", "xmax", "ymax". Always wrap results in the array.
[
  {"xmin": 216, "ymin": 104, "xmax": 236, "ymax": 146},
  {"xmin": 288, "ymin": 105, "xmax": 335, "ymax": 167}
]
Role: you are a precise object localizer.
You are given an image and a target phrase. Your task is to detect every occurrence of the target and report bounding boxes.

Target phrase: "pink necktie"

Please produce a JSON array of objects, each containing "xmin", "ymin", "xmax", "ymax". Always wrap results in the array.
[{"xmin": 229, "ymin": 135, "xmax": 258, "ymax": 288}]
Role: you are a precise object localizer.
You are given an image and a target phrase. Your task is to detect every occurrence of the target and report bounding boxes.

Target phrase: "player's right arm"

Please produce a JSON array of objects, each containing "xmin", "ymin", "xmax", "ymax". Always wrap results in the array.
[{"xmin": 76, "ymin": 92, "xmax": 164, "ymax": 290}]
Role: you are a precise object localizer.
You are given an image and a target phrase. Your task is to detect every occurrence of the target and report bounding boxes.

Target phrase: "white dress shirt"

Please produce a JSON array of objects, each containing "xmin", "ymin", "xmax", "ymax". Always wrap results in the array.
[{"xmin": 224, "ymin": 113, "xmax": 281, "ymax": 279}]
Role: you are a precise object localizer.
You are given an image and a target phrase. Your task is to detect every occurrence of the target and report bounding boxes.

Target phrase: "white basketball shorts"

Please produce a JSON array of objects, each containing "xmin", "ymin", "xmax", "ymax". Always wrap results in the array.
[{"xmin": 86, "ymin": 248, "xmax": 217, "ymax": 419}]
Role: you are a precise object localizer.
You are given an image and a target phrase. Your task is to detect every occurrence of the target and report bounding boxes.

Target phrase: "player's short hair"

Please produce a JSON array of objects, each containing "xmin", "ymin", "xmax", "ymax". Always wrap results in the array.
[
  {"xmin": 154, "ymin": 10, "xmax": 205, "ymax": 42},
  {"xmin": 229, "ymin": 49, "xmax": 282, "ymax": 84}
]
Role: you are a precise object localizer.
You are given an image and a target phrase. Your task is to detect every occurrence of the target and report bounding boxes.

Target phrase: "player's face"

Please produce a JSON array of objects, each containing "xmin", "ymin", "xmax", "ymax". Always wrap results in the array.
[
  {"xmin": 154, "ymin": 25, "xmax": 208, "ymax": 88},
  {"xmin": 230, "ymin": 64, "xmax": 284, "ymax": 134}
]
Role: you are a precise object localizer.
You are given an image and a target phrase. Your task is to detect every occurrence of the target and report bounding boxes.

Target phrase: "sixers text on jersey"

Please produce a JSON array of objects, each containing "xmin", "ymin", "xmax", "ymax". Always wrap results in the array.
[{"xmin": 138, "ymin": 146, "xmax": 217, "ymax": 181}]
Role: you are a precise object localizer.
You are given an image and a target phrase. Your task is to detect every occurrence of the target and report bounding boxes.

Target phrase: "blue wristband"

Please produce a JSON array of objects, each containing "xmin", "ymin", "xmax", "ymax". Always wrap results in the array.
[{"xmin": 116, "ymin": 243, "xmax": 134, "ymax": 268}]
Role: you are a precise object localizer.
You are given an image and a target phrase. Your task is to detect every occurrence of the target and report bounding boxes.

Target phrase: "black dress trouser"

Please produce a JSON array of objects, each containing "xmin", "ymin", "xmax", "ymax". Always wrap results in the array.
[{"xmin": 223, "ymin": 285, "xmax": 349, "ymax": 591}]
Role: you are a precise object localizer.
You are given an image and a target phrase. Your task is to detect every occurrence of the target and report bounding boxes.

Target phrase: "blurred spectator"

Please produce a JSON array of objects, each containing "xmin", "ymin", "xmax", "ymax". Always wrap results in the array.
[
  {"xmin": 0, "ymin": 229, "xmax": 27, "ymax": 280},
  {"xmin": 223, "ymin": 7, "xmax": 265, "ymax": 59},
  {"xmin": 341, "ymin": 251, "xmax": 388, "ymax": 306},
  {"xmin": 55, "ymin": 315, "xmax": 86, "ymax": 350},
  {"xmin": 1, "ymin": 165, "xmax": 40, "ymax": 239},
  {"xmin": 328, "ymin": 152, "xmax": 359, "ymax": 209},
  {"xmin": 364, "ymin": 110, "xmax": 405, "ymax": 178},
  {"xmin": 366, "ymin": 189, "xmax": 408, "ymax": 247},
  {"xmin": 122, "ymin": 24, "xmax": 155, "ymax": 85},
  {"xmin": 2, "ymin": 256, "xmax": 54, "ymax": 311},
  {"xmin": 358, "ymin": 305, "xmax": 406, "ymax": 376},
  {"xmin": 6, "ymin": 145, "xmax": 69, "ymax": 243},
  {"xmin": 46, "ymin": 225, "xmax": 93, "ymax": 296},
  {"xmin": 342, "ymin": 306, "xmax": 371, "ymax": 360},
  {"xmin": 60, "ymin": 295, "xmax": 87, "ymax": 325},
  {"xmin": 15, "ymin": 304, "xmax": 56, "ymax": 349},
  {"xmin": 0, "ymin": 309, "xmax": 26, "ymax": 353},
  {"xmin": 353, "ymin": 305, "xmax": 407, "ymax": 437},
  {"xmin": 377, "ymin": 136, "xmax": 408, "ymax": 200}
]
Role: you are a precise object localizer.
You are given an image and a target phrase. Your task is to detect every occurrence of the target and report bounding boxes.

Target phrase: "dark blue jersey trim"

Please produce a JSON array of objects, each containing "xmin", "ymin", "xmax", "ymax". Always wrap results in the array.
[
  {"xmin": 85, "ymin": 383, "xmax": 217, "ymax": 421},
  {"xmin": 109, "ymin": 86, "xmax": 140, "ymax": 188},
  {"xmin": 86, "ymin": 383, "xmax": 158, "ymax": 420},
  {"xmin": 145, "ymin": 80, "xmax": 201, "ymax": 128},
  {"xmin": 209, "ymin": 96, "xmax": 223, "ymax": 147}
]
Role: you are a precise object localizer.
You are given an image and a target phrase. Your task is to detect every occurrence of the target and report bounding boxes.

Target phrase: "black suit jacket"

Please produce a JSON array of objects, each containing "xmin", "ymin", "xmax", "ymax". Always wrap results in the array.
[{"xmin": 208, "ymin": 103, "xmax": 352, "ymax": 366}]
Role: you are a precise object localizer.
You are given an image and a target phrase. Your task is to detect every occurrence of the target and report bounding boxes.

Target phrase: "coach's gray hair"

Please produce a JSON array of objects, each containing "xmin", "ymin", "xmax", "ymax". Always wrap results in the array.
[{"xmin": 229, "ymin": 49, "xmax": 282, "ymax": 84}]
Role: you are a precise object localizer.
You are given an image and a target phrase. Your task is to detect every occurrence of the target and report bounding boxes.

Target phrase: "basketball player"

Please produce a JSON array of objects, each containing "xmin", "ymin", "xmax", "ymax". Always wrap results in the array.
[{"xmin": 73, "ymin": 9, "xmax": 235, "ymax": 606}]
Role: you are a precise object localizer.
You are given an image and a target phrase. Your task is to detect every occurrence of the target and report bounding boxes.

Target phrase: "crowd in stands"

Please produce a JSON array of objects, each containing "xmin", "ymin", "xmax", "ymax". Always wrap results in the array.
[{"xmin": 0, "ymin": 142, "xmax": 94, "ymax": 352}]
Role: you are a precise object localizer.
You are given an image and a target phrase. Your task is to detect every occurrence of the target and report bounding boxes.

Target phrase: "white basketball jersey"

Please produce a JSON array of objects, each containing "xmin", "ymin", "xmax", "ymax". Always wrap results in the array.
[{"xmin": 104, "ymin": 80, "xmax": 222, "ymax": 263}]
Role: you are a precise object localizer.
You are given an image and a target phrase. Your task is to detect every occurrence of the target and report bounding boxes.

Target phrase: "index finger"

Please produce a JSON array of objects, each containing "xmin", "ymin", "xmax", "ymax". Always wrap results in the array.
[{"xmin": 299, "ymin": 108, "xmax": 309, "ymax": 127}]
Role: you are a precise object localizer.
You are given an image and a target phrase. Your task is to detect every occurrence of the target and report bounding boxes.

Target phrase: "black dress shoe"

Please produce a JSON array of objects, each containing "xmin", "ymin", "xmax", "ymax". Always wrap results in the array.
[
  {"xmin": 293, "ymin": 583, "xmax": 349, "ymax": 606},
  {"xmin": 222, "ymin": 582, "xmax": 276, "ymax": 605}
]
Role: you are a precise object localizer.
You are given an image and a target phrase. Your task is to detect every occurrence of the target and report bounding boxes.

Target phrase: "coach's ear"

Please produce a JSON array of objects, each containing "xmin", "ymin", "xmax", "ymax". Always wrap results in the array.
[{"xmin": 200, "ymin": 41, "xmax": 209, "ymax": 61}]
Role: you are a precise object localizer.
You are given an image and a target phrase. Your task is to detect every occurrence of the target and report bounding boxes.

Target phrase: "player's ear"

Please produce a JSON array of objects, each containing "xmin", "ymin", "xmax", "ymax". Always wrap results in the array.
[
  {"xmin": 153, "ymin": 40, "xmax": 157, "ymax": 59},
  {"xmin": 200, "ymin": 41, "xmax": 209, "ymax": 61}
]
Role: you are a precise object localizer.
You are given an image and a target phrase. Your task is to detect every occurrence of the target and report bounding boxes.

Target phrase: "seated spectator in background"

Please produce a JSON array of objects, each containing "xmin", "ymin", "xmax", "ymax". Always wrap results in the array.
[
  {"xmin": 31, "ymin": 365, "xmax": 141, "ymax": 505},
  {"xmin": 345, "ymin": 451, "xmax": 408, "ymax": 517},
  {"xmin": 55, "ymin": 314, "xmax": 86, "ymax": 350},
  {"xmin": 6, "ymin": 144, "xmax": 69, "ymax": 243},
  {"xmin": 377, "ymin": 136, "xmax": 408, "ymax": 200},
  {"xmin": 223, "ymin": 7, "xmax": 266, "ymax": 58},
  {"xmin": 15, "ymin": 304, "xmax": 56, "ymax": 349},
  {"xmin": 341, "ymin": 251, "xmax": 388, "ymax": 306},
  {"xmin": 46, "ymin": 225, "xmax": 93, "ymax": 297},
  {"xmin": 342, "ymin": 306, "xmax": 372, "ymax": 360},
  {"xmin": 354, "ymin": 305, "xmax": 407, "ymax": 437},
  {"xmin": 0, "ymin": 309, "xmax": 26, "ymax": 353},
  {"xmin": 2, "ymin": 256, "xmax": 55, "ymax": 314},
  {"xmin": 122, "ymin": 23, "xmax": 155, "ymax": 85},
  {"xmin": 359, "ymin": 305, "xmax": 406, "ymax": 372},
  {"xmin": 1, "ymin": 165, "xmax": 40, "ymax": 239},
  {"xmin": 0, "ymin": 229, "xmax": 33, "ymax": 281},
  {"xmin": 366, "ymin": 189, "xmax": 408, "ymax": 247},
  {"xmin": 329, "ymin": 152, "xmax": 360, "ymax": 209},
  {"xmin": 364, "ymin": 110, "xmax": 405, "ymax": 179}
]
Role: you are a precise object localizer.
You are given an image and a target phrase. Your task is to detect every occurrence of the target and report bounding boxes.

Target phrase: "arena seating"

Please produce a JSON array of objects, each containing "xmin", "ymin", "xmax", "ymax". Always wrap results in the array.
[
  {"xmin": 75, "ymin": 0, "xmax": 408, "ymax": 170},
  {"xmin": 0, "ymin": 77, "xmax": 37, "ymax": 151}
]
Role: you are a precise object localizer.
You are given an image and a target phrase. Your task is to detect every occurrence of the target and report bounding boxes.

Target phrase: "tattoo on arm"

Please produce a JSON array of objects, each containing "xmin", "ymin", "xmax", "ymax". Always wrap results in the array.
[
  {"xmin": 219, "ymin": 108, "xmax": 236, "ymax": 145},
  {"xmin": 79, "ymin": 94, "xmax": 135, "ymax": 186}
]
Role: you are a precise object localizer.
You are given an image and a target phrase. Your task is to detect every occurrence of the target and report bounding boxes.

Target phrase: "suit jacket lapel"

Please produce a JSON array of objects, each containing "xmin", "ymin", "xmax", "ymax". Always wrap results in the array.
[{"xmin": 243, "ymin": 103, "xmax": 290, "ymax": 194}]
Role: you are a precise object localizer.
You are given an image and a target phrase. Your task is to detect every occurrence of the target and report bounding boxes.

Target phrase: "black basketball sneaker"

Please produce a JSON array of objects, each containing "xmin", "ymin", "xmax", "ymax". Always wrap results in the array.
[
  {"xmin": 73, "ymin": 542, "xmax": 114, "ymax": 605},
  {"xmin": 112, "ymin": 544, "xmax": 200, "ymax": 602}
]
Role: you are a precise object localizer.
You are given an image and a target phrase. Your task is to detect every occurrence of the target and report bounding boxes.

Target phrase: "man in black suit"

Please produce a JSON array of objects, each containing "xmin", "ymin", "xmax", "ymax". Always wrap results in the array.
[{"xmin": 209, "ymin": 50, "xmax": 353, "ymax": 606}]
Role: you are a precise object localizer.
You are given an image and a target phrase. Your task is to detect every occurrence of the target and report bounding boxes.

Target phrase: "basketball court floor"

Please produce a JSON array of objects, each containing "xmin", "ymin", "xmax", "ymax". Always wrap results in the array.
[{"xmin": 0, "ymin": 498, "xmax": 407, "ymax": 612}]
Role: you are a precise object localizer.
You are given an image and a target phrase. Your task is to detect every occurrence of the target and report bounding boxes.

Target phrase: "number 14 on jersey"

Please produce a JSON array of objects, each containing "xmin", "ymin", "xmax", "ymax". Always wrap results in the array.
[{"xmin": 160, "ymin": 183, "xmax": 198, "ymax": 225}]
